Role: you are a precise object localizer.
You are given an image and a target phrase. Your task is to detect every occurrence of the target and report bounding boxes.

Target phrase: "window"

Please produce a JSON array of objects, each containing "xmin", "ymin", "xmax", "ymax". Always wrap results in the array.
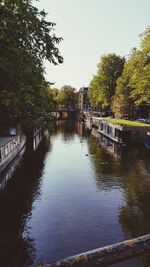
[
  {"xmin": 4, "ymin": 146, "xmax": 8, "ymax": 156},
  {"xmin": 10, "ymin": 142, "xmax": 14, "ymax": 151},
  {"xmin": 107, "ymin": 126, "xmax": 110, "ymax": 134}
]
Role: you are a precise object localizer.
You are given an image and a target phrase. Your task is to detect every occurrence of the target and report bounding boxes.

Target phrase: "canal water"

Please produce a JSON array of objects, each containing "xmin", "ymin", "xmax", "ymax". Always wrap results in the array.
[{"xmin": 1, "ymin": 121, "xmax": 150, "ymax": 267}]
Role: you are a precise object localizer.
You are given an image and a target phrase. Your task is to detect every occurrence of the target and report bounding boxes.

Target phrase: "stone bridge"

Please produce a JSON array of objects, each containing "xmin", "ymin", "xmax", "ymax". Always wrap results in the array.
[{"xmin": 51, "ymin": 109, "xmax": 78, "ymax": 119}]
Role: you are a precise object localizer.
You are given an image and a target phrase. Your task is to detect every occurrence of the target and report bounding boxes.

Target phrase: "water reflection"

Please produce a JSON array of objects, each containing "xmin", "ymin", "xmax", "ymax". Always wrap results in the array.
[
  {"xmin": 86, "ymin": 125, "xmax": 150, "ymax": 266},
  {"xmin": 1, "ymin": 122, "xmax": 150, "ymax": 267},
  {"xmin": 0, "ymin": 131, "xmax": 50, "ymax": 267},
  {"xmin": 118, "ymin": 157, "xmax": 150, "ymax": 266},
  {"xmin": 87, "ymin": 130, "xmax": 150, "ymax": 187}
]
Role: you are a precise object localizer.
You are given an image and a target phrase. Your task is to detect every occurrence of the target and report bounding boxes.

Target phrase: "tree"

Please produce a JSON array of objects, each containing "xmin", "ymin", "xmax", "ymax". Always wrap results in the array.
[
  {"xmin": 88, "ymin": 75, "xmax": 103, "ymax": 109},
  {"xmin": 59, "ymin": 85, "xmax": 76, "ymax": 110},
  {"xmin": 112, "ymin": 26, "xmax": 150, "ymax": 118},
  {"xmin": 112, "ymin": 93, "xmax": 132, "ymax": 118},
  {"xmin": 88, "ymin": 53, "xmax": 125, "ymax": 111},
  {"xmin": 48, "ymin": 88, "xmax": 60, "ymax": 109},
  {"xmin": 0, "ymin": 0, "xmax": 63, "ymax": 121},
  {"xmin": 129, "ymin": 27, "xmax": 150, "ymax": 106},
  {"xmin": 112, "ymin": 49, "xmax": 136, "ymax": 118}
]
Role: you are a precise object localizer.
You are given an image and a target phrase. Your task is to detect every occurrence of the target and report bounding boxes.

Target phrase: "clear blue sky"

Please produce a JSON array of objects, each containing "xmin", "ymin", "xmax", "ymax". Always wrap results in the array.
[{"xmin": 35, "ymin": 0, "xmax": 150, "ymax": 90}]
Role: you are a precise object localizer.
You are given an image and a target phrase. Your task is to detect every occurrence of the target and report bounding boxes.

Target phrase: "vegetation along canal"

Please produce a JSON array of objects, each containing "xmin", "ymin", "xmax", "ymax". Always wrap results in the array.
[{"xmin": 1, "ymin": 121, "xmax": 150, "ymax": 267}]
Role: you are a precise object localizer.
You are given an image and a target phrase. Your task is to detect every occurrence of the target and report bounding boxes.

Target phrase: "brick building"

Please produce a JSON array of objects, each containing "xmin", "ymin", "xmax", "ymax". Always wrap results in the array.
[{"xmin": 78, "ymin": 87, "xmax": 91, "ymax": 111}]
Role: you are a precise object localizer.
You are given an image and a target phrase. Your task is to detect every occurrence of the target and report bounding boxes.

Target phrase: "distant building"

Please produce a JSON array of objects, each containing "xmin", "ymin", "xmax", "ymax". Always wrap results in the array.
[{"xmin": 78, "ymin": 87, "xmax": 91, "ymax": 111}]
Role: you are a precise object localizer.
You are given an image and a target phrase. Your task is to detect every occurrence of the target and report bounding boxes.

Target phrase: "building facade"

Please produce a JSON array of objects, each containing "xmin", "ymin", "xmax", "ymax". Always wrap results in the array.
[{"xmin": 78, "ymin": 87, "xmax": 91, "ymax": 111}]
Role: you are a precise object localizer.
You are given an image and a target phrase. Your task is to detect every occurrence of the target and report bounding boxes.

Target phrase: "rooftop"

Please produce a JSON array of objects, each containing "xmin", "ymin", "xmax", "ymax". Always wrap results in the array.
[{"xmin": 103, "ymin": 118, "xmax": 150, "ymax": 127}]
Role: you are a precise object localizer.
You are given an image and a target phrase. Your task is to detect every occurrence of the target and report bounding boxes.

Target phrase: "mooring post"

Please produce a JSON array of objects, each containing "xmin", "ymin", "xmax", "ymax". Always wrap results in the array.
[{"xmin": 37, "ymin": 234, "xmax": 150, "ymax": 267}]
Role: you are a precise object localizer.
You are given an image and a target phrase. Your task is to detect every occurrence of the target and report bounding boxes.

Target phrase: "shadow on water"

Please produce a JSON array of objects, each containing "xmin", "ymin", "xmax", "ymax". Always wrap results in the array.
[
  {"xmin": 47, "ymin": 121, "xmax": 150, "ymax": 266},
  {"xmin": 87, "ymin": 129, "xmax": 150, "ymax": 189},
  {"xmin": 0, "ymin": 121, "xmax": 90, "ymax": 267},
  {"xmin": 87, "ymin": 127, "xmax": 150, "ymax": 267},
  {"xmin": 48, "ymin": 120, "xmax": 90, "ymax": 142},
  {"xmin": 0, "ymin": 131, "xmax": 51, "ymax": 267}
]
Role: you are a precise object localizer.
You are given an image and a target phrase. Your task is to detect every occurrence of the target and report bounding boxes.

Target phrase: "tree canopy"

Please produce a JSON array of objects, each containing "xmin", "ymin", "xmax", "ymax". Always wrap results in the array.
[
  {"xmin": 48, "ymin": 85, "xmax": 77, "ymax": 111},
  {"xmin": 112, "ymin": 26, "xmax": 150, "ymax": 118},
  {"xmin": 129, "ymin": 28, "xmax": 150, "ymax": 105},
  {"xmin": 0, "ymin": 0, "xmax": 63, "ymax": 121},
  {"xmin": 59, "ymin": 85, "xmax": 76, "ymax": 110},
  {"xmin": 88, "ymin": 53, "xmax": 125, "ymax": 111}
]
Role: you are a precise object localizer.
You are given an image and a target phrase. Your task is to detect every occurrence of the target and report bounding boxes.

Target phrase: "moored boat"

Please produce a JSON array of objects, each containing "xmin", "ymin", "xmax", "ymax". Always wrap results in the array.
[
  {"xmin": 0, "ymin": 134, "xmax": 26, "ymax": 173},
  {"xmin": 0, "ymin": 145, "xmax": 26, "ymax": 191},
  {"xmin": 145, "ymin": 131, "xmax": 150, "ymax": 149}
]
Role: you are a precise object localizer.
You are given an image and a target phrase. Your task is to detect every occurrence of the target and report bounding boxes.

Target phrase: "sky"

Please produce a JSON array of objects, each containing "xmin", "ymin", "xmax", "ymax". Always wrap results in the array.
[{"xmin": 34, "ymin": 0, "xmax": 150, "ymax": 90}]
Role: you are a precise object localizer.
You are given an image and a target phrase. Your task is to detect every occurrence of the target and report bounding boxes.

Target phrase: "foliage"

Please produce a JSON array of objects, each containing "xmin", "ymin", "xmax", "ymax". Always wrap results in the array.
[
  {"xmin": 47, "ymin": 85, "xmax": 77, "ymax": 111},
  {"xmin": 88, "ymin": 53, "xmax": 125, "ymax": 110},
  {"xmin": 59, "ymin": 85, "xmax": 76, "ymax": 110},
  {"xmin": 88, "ymin": 75, "xmax": 103, "ymax": 108},
  {"xmin": 129, "ymin": 29, "xmax": 150, "ymax": 105},
  {"xmin": 112, "ymin": 26, "xmax": 150, "ymax": 118},
  {"xmin": 48, "ymin": 88, "xmax": 60, "ymax": 109},
  {"xmin": 0, "ymin": 0, "xmax": 63, "ymax": 121},
  {"xmin": 112, "ymin": 49, "xmax": 136, "ymax": 118},
  {"xmin": 111, "ymin": 93, "xmax": 130, "ymax": 119}
]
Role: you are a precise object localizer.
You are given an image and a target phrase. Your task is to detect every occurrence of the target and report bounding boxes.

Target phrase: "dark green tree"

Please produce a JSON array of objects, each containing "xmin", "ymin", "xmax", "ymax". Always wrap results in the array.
[
  {"xmin": 48, "ymin": 88, "xmax": 60, "ymax": 109},
  {"xmin": 59, "ymin": 85, "xmax": 76, "ymax": 110},
  {"xmin": 0, "ymin": 0, "xmax": 63, "ymax": 121}
]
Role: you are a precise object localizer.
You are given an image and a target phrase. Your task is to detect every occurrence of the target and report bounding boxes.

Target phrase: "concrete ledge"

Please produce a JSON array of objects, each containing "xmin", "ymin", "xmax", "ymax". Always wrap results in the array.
[{"xmin": 36, "ymin": 234, "xmax": 150, "ymax": 267}]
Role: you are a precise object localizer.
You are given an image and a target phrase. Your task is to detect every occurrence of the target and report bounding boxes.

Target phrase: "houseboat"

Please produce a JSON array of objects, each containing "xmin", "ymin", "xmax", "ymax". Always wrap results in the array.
[
  {"xmin": 0, "ymin": 127, "xmax": 26, "ymax": 173},
  {"xmin": 145, "ymin": 132, "xmax": 150, "ymax": 149},
  {"xmin": 97, "ymin": 118, "xmax": 150, "ymax": 144},
  {"xmin": 98, "ymin": 134, "xmax": 124, "ymax": 160},
  {"xmin": 0, "ymin": 145, "xmax": 26, "ymax": 191},
  {"xmin": 85, "ymin": 116, "xmax": 150, "ymax": 145},
  {"xmin": 33, "ymin": 128, "xmax": 43, "ymax": 151}
]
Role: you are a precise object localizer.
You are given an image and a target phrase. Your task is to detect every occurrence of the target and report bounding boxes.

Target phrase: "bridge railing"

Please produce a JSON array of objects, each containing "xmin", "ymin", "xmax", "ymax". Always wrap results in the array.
[{"xmin": 37, "ymin": 234, "xmax": 150, "ymax": 267}]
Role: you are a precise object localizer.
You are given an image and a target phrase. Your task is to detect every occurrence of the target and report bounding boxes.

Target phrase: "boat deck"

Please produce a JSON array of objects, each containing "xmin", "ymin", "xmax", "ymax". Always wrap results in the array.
[{"xmin": 0, "ymin": 137, "xmax": 15, "ymax": 148}]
